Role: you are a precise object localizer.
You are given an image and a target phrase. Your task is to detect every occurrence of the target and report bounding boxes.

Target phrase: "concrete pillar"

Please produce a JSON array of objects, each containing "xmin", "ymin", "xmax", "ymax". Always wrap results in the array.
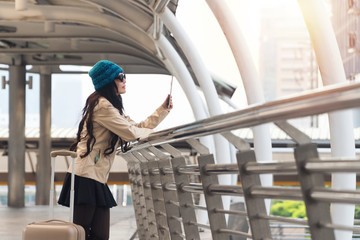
[
  {"xmin": 8, "ymin": 63, "xmax": 26, "ymax": 207},
  {"xmin": 36, "ymin": 68, "xmax": 52, "ymax": 205}
]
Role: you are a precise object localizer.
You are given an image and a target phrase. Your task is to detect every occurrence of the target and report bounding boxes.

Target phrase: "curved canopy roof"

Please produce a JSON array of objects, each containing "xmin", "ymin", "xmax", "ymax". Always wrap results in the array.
[
  {"xmin": 0, "ymin": 0, "xmax": 178, "ymax": 73},
  {"xmin": 0, "ymin": 0, "xmax": 235, "ymax": 97}
]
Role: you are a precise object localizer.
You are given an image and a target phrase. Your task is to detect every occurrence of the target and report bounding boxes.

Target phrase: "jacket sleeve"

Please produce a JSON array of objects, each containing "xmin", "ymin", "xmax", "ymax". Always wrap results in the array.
[
  {"xmin": 93, "ymin": 102, "xmax": 153, "ymax": 142},
  {"xmin": 124, "ymin": 105, "xmax": 169, "ymax": 129}
]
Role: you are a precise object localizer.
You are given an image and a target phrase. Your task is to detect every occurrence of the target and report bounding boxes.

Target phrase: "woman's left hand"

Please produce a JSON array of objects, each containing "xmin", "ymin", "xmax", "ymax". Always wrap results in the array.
[{"xmin": 162, "ymin": 94, "xmax": 173, "ymax": 111}]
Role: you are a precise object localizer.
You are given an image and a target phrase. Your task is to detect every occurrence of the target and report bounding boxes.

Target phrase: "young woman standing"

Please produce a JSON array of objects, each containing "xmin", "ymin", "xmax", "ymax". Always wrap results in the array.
[{"xmin": 58, "ymin": 60, "xmax": 173, "ymax": 240}]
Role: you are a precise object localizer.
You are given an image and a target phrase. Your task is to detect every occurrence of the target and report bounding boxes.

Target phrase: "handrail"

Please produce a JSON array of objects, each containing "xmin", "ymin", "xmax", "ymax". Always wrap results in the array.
[
  {"xmin": 127, "ymin": 81, "xmax": 360, "ymax": 151},
  {"xmin": 124, "ymin": 81, "xmax": 360, "ymax": 240}
]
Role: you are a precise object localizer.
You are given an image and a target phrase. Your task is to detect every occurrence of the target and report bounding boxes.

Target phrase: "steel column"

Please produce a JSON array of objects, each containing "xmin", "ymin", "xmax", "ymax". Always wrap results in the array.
[
  {"xmin": 297, "ymin": 1, "xmax": 356, "ymax": 238},
  {"xmin": 36, "ymin": 70, "xmax": 52, "ymax": 205},
  {"xmin": 8, "ymin": 63, "xmax": 26, "ymax": 207}
]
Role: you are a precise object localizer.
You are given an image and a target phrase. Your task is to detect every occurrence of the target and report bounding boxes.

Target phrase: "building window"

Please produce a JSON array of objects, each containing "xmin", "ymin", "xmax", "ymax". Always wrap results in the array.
[
  {"xmin": 349, "ymin": 0, "xmax": 355, "ymax": 9},
  {"xmin": 348, "ymin": 32, "xmax": 357, "ymax": 53},
  {"xmin": 348, "ymin": 0, "xmax": 360, "ymax": 14}
]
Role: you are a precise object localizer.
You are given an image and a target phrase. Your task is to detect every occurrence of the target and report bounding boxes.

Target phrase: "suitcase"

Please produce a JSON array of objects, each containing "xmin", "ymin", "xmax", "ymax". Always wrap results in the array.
[{"xmin": 22, "ymin": 150, "xmax": 86, "ymax": 240}]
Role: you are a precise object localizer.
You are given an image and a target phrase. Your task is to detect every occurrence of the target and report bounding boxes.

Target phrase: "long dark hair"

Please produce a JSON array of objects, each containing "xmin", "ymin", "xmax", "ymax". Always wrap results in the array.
[{"xmin": 70, "ymin": 81, "xmax": 130, "ymax": 157}]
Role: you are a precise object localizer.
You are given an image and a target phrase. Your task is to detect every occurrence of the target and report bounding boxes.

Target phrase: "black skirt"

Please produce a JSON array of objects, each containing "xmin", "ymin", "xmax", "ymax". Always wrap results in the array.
[{"xmin": 58, "ymin": 173, "xmax": 117, "ymax": 208}]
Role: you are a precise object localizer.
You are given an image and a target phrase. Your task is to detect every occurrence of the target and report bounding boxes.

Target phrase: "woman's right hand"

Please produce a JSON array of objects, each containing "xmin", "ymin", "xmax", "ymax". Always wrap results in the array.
[{"xmin": 162, "ymin": 94, "xmax": 173, "ymax": 111}]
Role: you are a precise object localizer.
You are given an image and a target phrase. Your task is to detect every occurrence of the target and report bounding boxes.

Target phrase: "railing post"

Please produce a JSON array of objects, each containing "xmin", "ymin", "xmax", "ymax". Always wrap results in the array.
[
  {"xmin": 198, "ymin": 154, "xmax": 229, "ymax": 240},
  {"xmin": 147, "ymin": 160, "xmax": 171, "ymax": 240},
  {"xmin": 139, "ymin": 162, "xmax": 159, "ymax": 239},
  {"xmin": 127, "ymin": 162, "xmax": 147, "ymax": 240},
  {"xmin": 133, "ymin": 163, "xmax": 150, "ymax": 240},
  {"xmin": 294, "ymin": 143, "xmax": 335, "ymax": 239},
  {"xmin": 158, "ymin": 158, "xmax": 183, "ymax": 239},
  {"xmin": 132, "ymin": 151, "xmax": 159, "ymax": 240},
  {"xmin": 236, "ymin": 150, "xmax": 272, "ymax": 240},
  {"xmin": 172, "ymin": 156, "xmax": 201, "ymax": 240},
  {"xmin": 148, "ymin": 146, "xmax": 184, "ymax": 239},
  {"xmin": 137, "ymin": 149, "xmax": 171, "ymax": 240},
  {"xmin": 123, "ymin": 152, "xmax": 147, "ymax": 239}
]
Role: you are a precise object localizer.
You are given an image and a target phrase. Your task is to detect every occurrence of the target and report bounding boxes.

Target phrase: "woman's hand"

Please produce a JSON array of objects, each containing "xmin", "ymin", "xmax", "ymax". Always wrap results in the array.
[{"xmin": 162, "ymin": 94, "xmax": 173, "ymax": 111}]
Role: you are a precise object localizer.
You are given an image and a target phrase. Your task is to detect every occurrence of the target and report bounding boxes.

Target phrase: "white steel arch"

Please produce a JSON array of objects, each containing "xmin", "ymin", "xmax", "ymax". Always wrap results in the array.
[
  {"xmin": 155, "ymin": 35, "xmax": 210, "ymax": 123},
  {"xmin": 298, "ymin": 0, "xmax": 356, "ymax": 240},
  {"xmin": 205, "ymin": 0, "xmax": 273, "ymax": 213},
  {"xmin": 158, "ymin": 7, "xmax": 232, "ymax": 208},
  {"xmin": 154, "ymin": 35, "xmax": 216, "ymax": 155}
]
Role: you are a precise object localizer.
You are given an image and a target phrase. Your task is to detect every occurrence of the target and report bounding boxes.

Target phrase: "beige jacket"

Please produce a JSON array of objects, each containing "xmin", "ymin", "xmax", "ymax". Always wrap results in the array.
[{"xmin": 69, "ymin": 97, "xmax": 169, "ymax": 183}]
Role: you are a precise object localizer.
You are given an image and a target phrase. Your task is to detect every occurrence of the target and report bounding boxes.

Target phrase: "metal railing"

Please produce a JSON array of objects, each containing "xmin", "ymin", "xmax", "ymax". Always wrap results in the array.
[{"xmin": 121, "ymin": 81, "xmax": 360, "ymax": 240}]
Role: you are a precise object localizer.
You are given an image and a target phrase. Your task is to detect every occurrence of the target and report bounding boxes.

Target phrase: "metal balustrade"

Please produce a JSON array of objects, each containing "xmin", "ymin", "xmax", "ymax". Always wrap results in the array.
[{"xmin": 120, "ymin": 82, "xmax": 360, "ymax": 240}]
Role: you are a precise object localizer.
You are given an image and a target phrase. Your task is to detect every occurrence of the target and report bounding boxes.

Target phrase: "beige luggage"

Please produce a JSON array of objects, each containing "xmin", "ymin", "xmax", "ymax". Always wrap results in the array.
[{"xmin": 22, "ymin": 150, "xmax": 86, "ymax": 240}]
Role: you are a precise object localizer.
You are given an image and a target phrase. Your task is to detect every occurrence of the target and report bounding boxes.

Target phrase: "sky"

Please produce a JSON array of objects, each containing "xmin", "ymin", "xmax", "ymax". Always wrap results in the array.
[{"xmin": 174, "ymin": 0, "xmax": 307, "ymax": 106}]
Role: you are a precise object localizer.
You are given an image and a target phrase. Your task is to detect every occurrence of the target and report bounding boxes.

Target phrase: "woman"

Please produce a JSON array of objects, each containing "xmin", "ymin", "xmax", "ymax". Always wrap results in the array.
[{"xmin": 58, "ymin": 60, "xmax": 173, "ymax": 240}]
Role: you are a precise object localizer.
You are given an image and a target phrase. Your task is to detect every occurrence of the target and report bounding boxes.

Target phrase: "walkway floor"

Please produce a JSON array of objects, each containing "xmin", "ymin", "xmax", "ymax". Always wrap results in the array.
[
  {"xmin": 0, "ymin": 205, "xmax": 137, "ymax": 240},
  {"xmin": 0, "ymin": 205, "xmax": 212, "ymax": 239}
]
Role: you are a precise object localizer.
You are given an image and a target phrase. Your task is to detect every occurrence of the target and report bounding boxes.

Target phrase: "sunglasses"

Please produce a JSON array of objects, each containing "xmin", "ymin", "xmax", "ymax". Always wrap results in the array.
[{"xmin": 115, "ymin": 73, "xmax": 126, "ymax": 82}]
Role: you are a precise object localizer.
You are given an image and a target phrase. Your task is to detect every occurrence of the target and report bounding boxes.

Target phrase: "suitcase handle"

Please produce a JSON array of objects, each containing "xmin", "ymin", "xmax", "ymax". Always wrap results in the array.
[
  {"xmin": 50, "ymin": 150, "xmax": 77, "ymax": 223},
  {"xmin": 43, "ymin": 219, "xmax": 72, "ymax": 224},
  {"xmin": 50, "ymin": 150, "xmax": 77, "ymax": 158}
]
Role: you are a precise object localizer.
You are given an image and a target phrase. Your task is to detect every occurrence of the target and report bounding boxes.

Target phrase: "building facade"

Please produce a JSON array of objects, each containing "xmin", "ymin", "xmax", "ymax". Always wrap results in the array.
[{"xmin": 330, "ymin": 0, "xmax": 360, "ymax": 126}]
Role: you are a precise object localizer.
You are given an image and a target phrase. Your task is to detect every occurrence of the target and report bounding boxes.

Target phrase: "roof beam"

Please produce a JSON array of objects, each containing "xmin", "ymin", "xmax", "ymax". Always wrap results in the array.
[{"xmin": 0, "ymin": 37, "xmax": 164, "ymax": 66}]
